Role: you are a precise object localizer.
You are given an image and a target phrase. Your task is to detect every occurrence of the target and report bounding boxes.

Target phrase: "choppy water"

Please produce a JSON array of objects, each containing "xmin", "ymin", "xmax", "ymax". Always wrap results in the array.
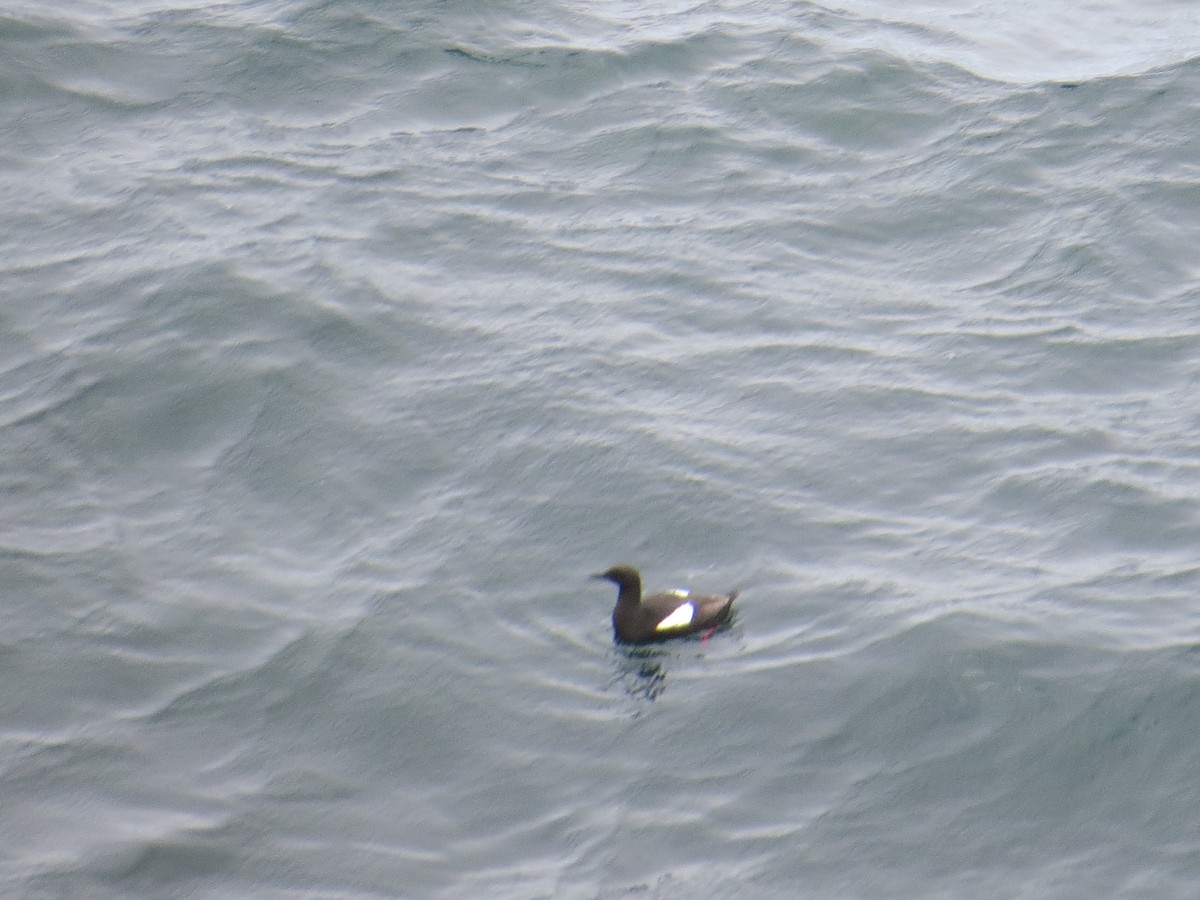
[{"xmin": 3, "ymin": 2, "xmax": 1200, "ymax": 897}]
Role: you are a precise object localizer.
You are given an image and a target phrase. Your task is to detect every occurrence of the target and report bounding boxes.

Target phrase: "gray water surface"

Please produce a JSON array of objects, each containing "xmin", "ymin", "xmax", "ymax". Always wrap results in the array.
[{"xmin": 3, "ymin": 2, "xmax": 1200, "ymax": 897}]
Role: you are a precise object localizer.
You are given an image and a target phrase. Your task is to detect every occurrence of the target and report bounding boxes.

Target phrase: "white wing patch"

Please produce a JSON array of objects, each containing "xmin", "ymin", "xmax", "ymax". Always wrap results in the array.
[{"xmin": 656, "ymin": 601, "xmax": 696, "ymax": 631}]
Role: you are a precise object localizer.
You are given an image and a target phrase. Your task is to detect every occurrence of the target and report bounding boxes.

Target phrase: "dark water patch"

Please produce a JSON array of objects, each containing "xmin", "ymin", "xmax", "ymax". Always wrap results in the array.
[{"xmin": 102, "ymin": 836, "xmax": 237, "ymax": 889}]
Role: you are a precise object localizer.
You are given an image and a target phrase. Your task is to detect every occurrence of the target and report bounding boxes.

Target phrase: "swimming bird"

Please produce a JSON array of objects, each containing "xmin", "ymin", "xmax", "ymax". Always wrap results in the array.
[{"xmin": 593, "ymin": 564, "xmax": 738, "ymax": 644}]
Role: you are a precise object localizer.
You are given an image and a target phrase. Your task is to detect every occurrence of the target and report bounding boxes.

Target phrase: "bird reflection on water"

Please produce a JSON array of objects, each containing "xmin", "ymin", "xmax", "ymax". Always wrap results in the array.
[
  {"xmin": 609, "ymin": 611, "xmax": 741, "ymax": 702},
  {"xmin": 612, "ymin": 645, "xmax": 670, "ymax": 701}
]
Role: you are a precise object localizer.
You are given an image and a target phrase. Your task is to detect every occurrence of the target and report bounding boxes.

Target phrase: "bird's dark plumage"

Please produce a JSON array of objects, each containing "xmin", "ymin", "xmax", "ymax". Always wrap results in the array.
[{"xmin": 593, "ymin": 564, "xmax": 738, "ymax": 644}]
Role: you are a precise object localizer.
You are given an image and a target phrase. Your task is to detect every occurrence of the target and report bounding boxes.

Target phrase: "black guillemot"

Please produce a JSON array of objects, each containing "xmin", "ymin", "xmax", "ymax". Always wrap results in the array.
[{"xmin": 593, "ymin": 564, "xmax": 738, "ymax": 644}]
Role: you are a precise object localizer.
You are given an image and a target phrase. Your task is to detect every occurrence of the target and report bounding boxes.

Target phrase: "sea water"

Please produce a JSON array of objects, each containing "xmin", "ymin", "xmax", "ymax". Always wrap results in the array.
[{"xmin": 3, "ymin": 1, "xmax": 1200, "ymax": 897}]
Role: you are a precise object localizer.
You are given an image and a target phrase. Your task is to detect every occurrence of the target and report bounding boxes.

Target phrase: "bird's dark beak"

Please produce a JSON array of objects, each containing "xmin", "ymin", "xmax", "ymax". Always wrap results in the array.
[{"xmin": 590, "ymin": 572, "xmax": 607, "ymax": 580}]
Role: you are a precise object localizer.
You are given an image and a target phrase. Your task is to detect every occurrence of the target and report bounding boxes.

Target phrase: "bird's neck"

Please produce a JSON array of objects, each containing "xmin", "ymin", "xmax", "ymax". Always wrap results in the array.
[{"xmin": 615, "ymin": 583, "xmax": 641, "ymax": 608}]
